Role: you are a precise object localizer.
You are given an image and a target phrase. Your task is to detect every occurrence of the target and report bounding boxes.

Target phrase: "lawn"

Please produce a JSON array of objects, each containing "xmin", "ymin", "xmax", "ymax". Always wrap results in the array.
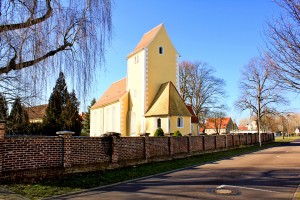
[
  {"xmin": 275, "ymin": 135, "xmax": 300, "ymax": 143},
  {"xmin": 0, "ymin": 138, "xmax": 298, "ymax": 200}
]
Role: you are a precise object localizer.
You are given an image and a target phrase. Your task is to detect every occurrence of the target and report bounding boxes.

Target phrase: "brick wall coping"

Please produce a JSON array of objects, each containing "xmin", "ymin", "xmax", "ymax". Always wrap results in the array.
[
  {"xmin": 56, "ymin": 131, "xmax": 75, "ymax": 135},
  {"xmin": 4, "ymin": 135, "xmax": 58, "ymax": 138}
]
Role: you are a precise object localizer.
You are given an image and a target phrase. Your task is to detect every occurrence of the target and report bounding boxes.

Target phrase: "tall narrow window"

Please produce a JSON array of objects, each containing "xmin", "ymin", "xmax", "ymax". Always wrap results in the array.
[
  {"xmin": 157, "ymin": 118, "xmax": 161, "ymax": 128},
  {"xmin": 159, "ymin": 46, "xmax": 164, "ymax": 54},
  {"xmin": 177, "ymin": 117, "xmax": 183, "ymax": 128}
]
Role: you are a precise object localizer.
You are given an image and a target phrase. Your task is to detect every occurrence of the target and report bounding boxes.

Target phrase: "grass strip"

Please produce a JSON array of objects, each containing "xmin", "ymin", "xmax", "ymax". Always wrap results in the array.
[{"xmin": 0, "ymin": 140, "xmax": 294, "ymax": 200}]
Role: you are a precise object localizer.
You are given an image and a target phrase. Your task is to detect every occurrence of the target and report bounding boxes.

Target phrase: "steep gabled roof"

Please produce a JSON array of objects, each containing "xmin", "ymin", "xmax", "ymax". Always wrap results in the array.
[
  {"xmin": 25, "ymin": 104, "xmax": 47, "ymax": 120},
  {"xmin": 186, "ymin": 105, "xmax": 199, "ymax": 123},
  {"xmin": 205, "ymin": 117, "xmax": 232, "ymax": 129},
  {"xmin": 145, "ymin": 81, "xmax": 191, "ymax": 117},
  {"xmin": 127, "ymin": 23, "xmax": 163, "ymax": 58},
  {"xmin": 92, "ymin": 78, "xmax": 127, "ymax": 109}
]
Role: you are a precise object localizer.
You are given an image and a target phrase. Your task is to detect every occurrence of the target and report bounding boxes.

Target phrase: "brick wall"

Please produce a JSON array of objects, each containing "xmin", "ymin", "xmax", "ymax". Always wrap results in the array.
[
  {"xmin": 233, "ymin": 135, "xmax": 240, "ymax": 146},
  {"xmin": 240, "ymin": 134, "xmax": 247, "ymax": 145},
  {"xmin": 3, "ymin": 136, "xmax": 62, "ymax": 171},
  {"xmin": 191, "ymin": 136, "xmax": 204, "ymax": 152},
  {"xmin": 148, "ymin": 137, "xmax": 169, "ymax": 158},
  {"xmin": 204, "ymin": 136, "xmax": 215, "ymax": 150},
  {"xmin": 173, "ymin": 137, "xmax": 188, "ymax": 154},
  {"xmin": 70, "ymin": 137, "xmax": 110, "ymax": 165},
  {"xmin": 226, "ymin": 135, "xmax": 234, "ymax": 147},
  {"xmin": 0, "ymin": 120, "xmax": 275, "ymax": 181},
  {"xmin": 216, "ymin": 135, "xmax": 226, "ymax": 149},
  {"xmin": 119, "ymin": 137, "xmax": 145, "ymax": 161}
]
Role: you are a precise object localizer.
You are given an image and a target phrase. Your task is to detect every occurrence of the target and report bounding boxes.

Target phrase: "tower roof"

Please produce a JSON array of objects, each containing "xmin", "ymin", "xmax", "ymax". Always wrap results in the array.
[
  {"xmin": 145, "ymin": 81, "xmax": 191, "ymax": 117},
  {"xmin": 127, "ymin": 23, "xmax": 164, "ymax": 58}
]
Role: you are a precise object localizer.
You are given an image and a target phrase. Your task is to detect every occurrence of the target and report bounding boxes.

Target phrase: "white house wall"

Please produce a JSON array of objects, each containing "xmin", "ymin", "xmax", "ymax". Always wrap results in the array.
[{"xmin": 90, "ymin": 102, "xmax": 121, "ymax": 137}]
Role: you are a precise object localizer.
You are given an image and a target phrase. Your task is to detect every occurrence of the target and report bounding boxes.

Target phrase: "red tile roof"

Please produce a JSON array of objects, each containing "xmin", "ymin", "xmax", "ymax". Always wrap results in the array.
[
  {"xmin": 25, "ymin": 104, "xmax": 47, "ymax": 120},
  {"xmin": 127, "ymin": 24, "xmax": 163, "ymax": 58},
  {"xmin": 238, "ymin": 126, "xmax": 248, "ymax": 131},
  {"xmin": 92, "ymin": 78, "xmax": 127, "ymax": 109},
  {"xmin": 205, "ymin": 117, "xmax": 232, "ymax": 129},
  {"xmin": 186, "ymin": 105, "xmax": 199, "ymax": 123}
]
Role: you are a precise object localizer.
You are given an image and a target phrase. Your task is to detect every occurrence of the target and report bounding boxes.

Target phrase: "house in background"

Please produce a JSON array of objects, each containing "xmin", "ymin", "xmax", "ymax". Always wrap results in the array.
[
  {"xmin": 204, "ymin": 117, "xmax": 234, "ymax": 135},
  {"xmin": 186, "ymin": 105, "xmax": 199, "ymax": 135},
  {"xmin": 25, "ymin": 104, "xmax": 47, "ymax": 123},
  {"xmin": 90, "ymin": 24, "xmax": 194, "ymax": 136}
]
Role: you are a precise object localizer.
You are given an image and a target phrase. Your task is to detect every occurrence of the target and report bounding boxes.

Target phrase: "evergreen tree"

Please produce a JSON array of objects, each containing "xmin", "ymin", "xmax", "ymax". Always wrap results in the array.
[
  {"xmin": 0, "ymin": 93, "xmax": 8, "ymax": 121},
  {"xmin": 61, "ymin": 90, "xmax": 82, "ymax": 134},
  {"xmin": 43, "ymin": 72, "xmax": 69, "ymax": 134},
  {"xmin": 7, "ymin": 97, "xmax": 29, "ymax": 134},
  {"xmin": 81, "ymin": 98, "xmax": 96, "ymax": 135},
  {"xmin": 43, "ymin": 72, "xmax": 82, "ymax": 135}
]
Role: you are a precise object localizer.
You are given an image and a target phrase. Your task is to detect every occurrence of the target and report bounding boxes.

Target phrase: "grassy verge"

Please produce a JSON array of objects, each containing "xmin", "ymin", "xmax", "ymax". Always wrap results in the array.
[
  {"xmin": 0, "ymin": 141, "xmax": 294, "ymax": 200},
  {"xmin": 275, "ymin": 136, "xmax": 300, "ymax": 143}
]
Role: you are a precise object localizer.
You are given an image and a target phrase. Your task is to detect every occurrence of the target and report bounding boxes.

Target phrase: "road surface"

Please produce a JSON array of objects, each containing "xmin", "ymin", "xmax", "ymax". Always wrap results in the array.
[{"xmin": 54, "ymin": 140, "xmax": 300, "ymax": 200}]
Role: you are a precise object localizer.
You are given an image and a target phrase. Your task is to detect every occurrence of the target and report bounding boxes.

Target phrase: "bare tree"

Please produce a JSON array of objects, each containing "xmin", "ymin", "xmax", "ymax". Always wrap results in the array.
[
  {"xmin": 179, "ymin": 61, "xmax": 227, "ymax": 125},
  {"xmin": 207, "ymin": 110, "xmax": 226, "ymax": 135},
  {"xmin": 0, "ymin": 0, "xmax": 112, "ymax": 98},
  {"xmin": 235, "ymin": 57, "xmax": 288, "ymax": 145},
  {"xmin": 265, "ymin": 0, "xmax": 300, "ymax": 92}
]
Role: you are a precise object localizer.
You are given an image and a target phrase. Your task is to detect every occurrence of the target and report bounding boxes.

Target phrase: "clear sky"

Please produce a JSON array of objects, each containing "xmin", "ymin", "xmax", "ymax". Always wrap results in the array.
[{"xmin": 90, "ymin": 0, "xmax": 299, "ymax": 123}]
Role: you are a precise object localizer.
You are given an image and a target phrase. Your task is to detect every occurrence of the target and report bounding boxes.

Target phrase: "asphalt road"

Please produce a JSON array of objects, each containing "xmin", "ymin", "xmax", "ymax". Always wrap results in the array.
[{"xmin": 54, "ymin": 140, "xmax": 300, "ymax": 200}]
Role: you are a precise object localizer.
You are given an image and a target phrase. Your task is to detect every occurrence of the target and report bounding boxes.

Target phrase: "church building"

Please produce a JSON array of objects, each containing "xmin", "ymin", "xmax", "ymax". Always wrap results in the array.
[{"xmin": 90, "ymin": 24, "xmax": 198, "ymax": 136}]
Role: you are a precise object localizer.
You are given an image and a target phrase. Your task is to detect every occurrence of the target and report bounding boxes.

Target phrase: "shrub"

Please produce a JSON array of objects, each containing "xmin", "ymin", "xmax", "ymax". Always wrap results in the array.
[
  {"xmin": 173, "ymin": 130, "xmax": 182, "ymax": 137},
  {"xmin": 154, "ymin": 128, "xmax": 164, "ymax": 136}
]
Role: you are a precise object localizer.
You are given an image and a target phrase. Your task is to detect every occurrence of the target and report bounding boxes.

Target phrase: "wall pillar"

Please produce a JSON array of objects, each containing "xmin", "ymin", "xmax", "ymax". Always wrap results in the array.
[
  {"xmin": 169, "ymin": 133, "xmax": 174, "ymax": 156},
  {"xmin": 187, "ymin": 133, "xmax": 192, "ymax": 155},
  {"xmin": 141, "ymin": 133, "xmax": 150, "ymax": 160},
  {"xmin": 0, "ymin": 120, "xmax": 5, "ymax": 174},
  {"xmin": 57, "ymin": 131, "xmax": 74, "ymax": 168},
  {"xmin": 110, "ymin": 132, "xmax": 121, "ymax": 163}
]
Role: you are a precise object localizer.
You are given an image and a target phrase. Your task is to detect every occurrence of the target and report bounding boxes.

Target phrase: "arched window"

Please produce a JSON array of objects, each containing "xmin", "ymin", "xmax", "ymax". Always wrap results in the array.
[
  {"xmin": 157, "ymin": 118, "xmax": 161, "ymax": 128},
  {"xmin": 177, "ymin": 117, "xmax": 183, "ymax": 128},
  {"xmin": 159, "ymin": 46, "xmax": 164, "ymax": 55}
]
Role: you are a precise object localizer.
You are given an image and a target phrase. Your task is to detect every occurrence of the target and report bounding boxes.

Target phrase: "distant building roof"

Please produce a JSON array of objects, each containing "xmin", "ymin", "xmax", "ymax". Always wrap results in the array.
[
  {"xmin": 92, "ymin": 78, "xmax": 127, "ymax": 109},
  {"xmin": 186, "ymin": 105, "xmax": 199, "ymax": 123},
  {"xmin": 205, "ymin": 117, "xmax": 232, "ymax": 129},
  {"xmin": 238, "ymin": 125, "xmax": 248, "ymax": 131},
  {"xmin": 25, "ymin": 104, "xmax": 47, "ymax": 120},
  {"xmin": 145, "ymin": 81, "xmax": 191, "ymax": 117},
  {"xmin": 127, "ymin": 23, "xmax": 163, "ymax": 58}
]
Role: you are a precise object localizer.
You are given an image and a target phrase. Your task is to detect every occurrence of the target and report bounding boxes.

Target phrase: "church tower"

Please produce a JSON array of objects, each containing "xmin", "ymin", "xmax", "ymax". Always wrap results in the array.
[{"xmin": 126, "ymin": 24, "xmax": 179, "ymax": 135}]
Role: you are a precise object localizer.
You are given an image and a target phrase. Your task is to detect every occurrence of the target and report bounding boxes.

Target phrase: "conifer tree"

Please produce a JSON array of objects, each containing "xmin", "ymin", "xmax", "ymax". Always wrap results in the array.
[
  {"xmin": 81, "ymin": 98, "xmax": 96, "ymax": 135},
  {"xmin": 7, "ymin": 97, "xmax": 29, "ymax": 134},
  {"xmin": 0, "ymin": 93, "xmax": 8, "ymax": 121},
  {"xmin": 43, "ymin": 72, "xmax": 69, "ymax": 134},
  {"xmin": 61, "ymin": 90, "xmax": 82, "ymax": 134},
  {"xmin": 43, "ymin": 72, "xmax": 82, "ymax": 135}
]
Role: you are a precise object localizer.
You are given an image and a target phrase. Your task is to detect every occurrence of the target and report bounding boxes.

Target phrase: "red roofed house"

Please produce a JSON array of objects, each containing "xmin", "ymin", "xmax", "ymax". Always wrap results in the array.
[
  {"xmin": 204, "ymin": 117, "xmax": 234, "ymax": 135},
  {"xmin": 25, "ymin": 104, "xmax": 47, "ymax": 123}
]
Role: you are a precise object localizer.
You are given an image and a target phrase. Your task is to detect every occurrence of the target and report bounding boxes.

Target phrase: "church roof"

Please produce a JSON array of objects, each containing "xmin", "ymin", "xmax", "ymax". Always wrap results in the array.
[
  {"xmin": 145, "ymin": 81, "xmax": 192, "ymax": 117},
  {"xmin": 91, "ymin": 78, "xmax": 127, "ymax": 109},
  {"xmin": 127, "ymin": 23, "xmax": 163, "ymax": 58}
]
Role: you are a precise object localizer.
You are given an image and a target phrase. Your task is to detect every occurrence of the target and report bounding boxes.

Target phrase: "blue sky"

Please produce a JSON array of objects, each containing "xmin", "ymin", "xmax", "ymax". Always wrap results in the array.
[{"xmin": 90, "ymin": 0, "xmax": 299, "ymax": 123}]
